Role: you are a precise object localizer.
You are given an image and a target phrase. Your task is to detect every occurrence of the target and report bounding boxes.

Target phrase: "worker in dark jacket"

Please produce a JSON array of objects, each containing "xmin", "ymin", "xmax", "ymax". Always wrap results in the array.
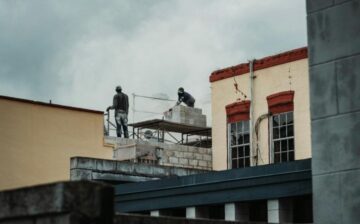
[
  {"xmin": 107, "ymin": 85, "xmax": 129, "ymax": 138},
  {"xmin": 176, "ymin": 87, "xmax": 195, "ymax": 107}
]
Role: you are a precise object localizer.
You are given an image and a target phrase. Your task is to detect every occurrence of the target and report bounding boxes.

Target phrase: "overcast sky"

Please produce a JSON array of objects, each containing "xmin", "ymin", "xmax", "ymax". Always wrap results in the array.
[{"xmin": 0, "ymin": 0, "xmax": 307, "ymax": 123}]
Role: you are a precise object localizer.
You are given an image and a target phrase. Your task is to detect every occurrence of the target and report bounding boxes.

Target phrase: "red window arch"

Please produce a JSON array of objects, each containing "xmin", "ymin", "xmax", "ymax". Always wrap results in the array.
[{"xmin": 266, "ymin": 91, "xmax": 294, "ymax": 114}]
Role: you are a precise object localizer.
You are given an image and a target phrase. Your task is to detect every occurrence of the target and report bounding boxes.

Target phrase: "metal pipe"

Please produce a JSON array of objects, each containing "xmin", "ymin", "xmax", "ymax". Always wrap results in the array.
[
  {"xmin": 132, "ymin": 93, "xmax": 135, "ymax": 124},
  {"xmin": 249, "ymin": 59, "xmax": 256, "ymax": 166}
]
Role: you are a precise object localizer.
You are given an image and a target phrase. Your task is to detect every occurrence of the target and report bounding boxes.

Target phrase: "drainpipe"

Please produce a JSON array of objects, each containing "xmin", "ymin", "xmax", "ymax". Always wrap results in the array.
[{"xmin": 249, "ymin": 59, "xmax": 256, "ymax": 166}]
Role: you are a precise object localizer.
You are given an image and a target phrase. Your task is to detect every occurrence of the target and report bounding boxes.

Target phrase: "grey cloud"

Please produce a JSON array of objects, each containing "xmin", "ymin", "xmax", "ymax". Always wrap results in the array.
[{"xmin": 0, "ymin": 0, "xmax": 306, "ymax": 123}]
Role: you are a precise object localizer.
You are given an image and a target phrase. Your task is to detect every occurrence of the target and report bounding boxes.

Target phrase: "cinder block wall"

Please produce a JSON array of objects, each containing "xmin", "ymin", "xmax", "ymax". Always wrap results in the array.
[
  {"xmin": 307, "ymin": 0, "xmax": 360, "ymax": 223},
  {"xmin": 112, "ymin": 138, "xmax": 212, "ymax": 170}
]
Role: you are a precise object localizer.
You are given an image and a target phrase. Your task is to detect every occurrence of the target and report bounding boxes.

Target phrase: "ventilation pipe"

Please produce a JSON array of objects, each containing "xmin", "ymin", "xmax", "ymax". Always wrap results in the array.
[{"xmin": 249, "ymin": 59, "xmax": 256, "ymax": 166}]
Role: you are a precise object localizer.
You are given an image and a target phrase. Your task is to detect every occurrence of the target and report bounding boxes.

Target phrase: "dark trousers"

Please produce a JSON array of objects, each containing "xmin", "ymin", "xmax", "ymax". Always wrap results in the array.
[{"xmin": 115, "ymin": 112, "xmax": 129, "ymax": 138}]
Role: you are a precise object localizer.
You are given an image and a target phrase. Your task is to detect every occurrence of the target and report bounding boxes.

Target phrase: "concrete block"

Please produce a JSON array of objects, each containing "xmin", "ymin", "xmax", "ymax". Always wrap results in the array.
[
  {"xmin": 174, "ymin": 151, "xmax": 184, "ymax": 157},
  {"xmin": 134, "ymin": 163, "xmax": 153, "ymax": 176},
  {"xmin": 307, "ymin": 1, "xmax": 360, "ymax": 65},
  {"xmin": 70, "ymin": 157, "xmax": 96, "ymax": 170},
  {"xmin": 169, "ymin": 157, "xmax": 178, "ymax": 164},
  {"xmin": 311, "ymin": 111, "xmax": 360, "ymax": 175},
  {"xmin": 309, "ymin": 62, "xmax": 338, "ymax": 119},
  {"xmin": 113, "ymin": 145, "xmax": 136, "ymax": 161},
  {"xmin": 306, "ymin": 0, "xmax": 334, "ymax": 13},
  {"xmin": 96, "ymin": 159, "xmax": 116, "ymax": 171},
  {"xmin": 70, "ymin": 169, "xmax": 92, "ymax": 181},
  {"xmin": 198, "ymin": 160, "xmax": 207, "ymax": 167},
  {"xmin": 183, "ymin": 152, "xmax": 193, "ymax": 158},
  {"xmin": 179, "ymin": 158, "xmax": 188, "ymax": 165},
  {"xmin": 313, "ymin": 173, "xmax": 342, "ymax": 224},
  {"xmin": 164, "ymin": 105, "xmax": 207, "ymax": 127},
  {"xmin": 336, "ymin": 54, "xmax": 360, "ymax": 113},
  {"xmin": 194, "ymin": 154, "xmax": 203, "ymax": 160},
  {"xmin": 203, "ymin": 154, "xmax": 211, "ymax": 161},
  {"xmin": 340, "ymin": 168, "xmax": 360, "ymax": 224},
  {"xmin": 116, "ymin": 161, "xmax": 134, "ymax": 173},
  {"xmin": 189, "ymin": 160, "xmax": 198, "ymax": 167}
]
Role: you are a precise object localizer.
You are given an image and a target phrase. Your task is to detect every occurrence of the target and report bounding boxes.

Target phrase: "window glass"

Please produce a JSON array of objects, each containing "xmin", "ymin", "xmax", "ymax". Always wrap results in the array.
[
  {"xmin": 271, "ymin": 111, "xmax": 295, "ymax": 163},
  {"xmin": 228, "ymin": 120, "xmax": 250, "ymax": 169}
]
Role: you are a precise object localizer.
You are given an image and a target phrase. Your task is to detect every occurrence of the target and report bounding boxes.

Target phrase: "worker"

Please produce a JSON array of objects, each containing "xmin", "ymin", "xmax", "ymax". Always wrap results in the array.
[
  {"xmin": 176, "ymin": 87, "xmax": 195, "ymax": 107},
  {"xmin": 107, "ymin": 85, "xmax": 129, "ymax": 138}
]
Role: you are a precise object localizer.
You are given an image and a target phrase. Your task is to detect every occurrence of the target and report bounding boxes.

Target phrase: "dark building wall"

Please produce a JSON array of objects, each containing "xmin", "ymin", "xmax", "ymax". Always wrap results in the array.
[
  {"xmin": 306, "ymin": 0, "xmax": 360, "ymax": 223},
  {"xmin": 114, "ymin": 214, "xmax": 267, "ymax": 224},
  {"xmin": 0, "ymin": 181, "xmax": 114, "ymax": 224}
]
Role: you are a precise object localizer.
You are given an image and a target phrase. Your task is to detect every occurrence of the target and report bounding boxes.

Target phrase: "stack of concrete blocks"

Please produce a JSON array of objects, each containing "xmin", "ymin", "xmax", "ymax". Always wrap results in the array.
[
  {"xmin": 164, "ymin": 105, "xmax": 207, "ymax": 127},
  {"xmin": 109, "ymin": 138, "xmax": 212, "ymax": 170}
]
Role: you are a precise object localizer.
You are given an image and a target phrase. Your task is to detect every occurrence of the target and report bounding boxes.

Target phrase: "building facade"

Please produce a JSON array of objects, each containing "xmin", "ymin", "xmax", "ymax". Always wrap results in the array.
[
  {"xmin": 0, "ymin": 95, "xmax": 113, "ymax": 190},
  {"xmin": 210, "ymin": 47, "xmax": 311, "ymax": 170}
]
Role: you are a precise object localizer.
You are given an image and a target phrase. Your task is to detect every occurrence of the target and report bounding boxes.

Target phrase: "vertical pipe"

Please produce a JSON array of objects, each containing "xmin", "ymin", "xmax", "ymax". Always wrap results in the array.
[
  {"xmin": 249, "ymin": 59, "xmax": 255, "ymax": 166},
  {"xmin": 107, "ymin": 112, "xmax": 110, "ymax": 136},
  {"xmin": 132, "ymin": 93, "xmax": 135, "ymax": 124}
]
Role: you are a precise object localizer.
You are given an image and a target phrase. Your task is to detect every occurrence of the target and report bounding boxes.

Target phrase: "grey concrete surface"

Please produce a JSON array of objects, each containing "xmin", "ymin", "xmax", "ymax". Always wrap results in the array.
[
  {"xmin": 0, "ymin": 181, "xmax": 113, "ymax": 224},
  {"xmin": 307, "ymin": 0, "xmax": 360, "ymax": 223},
  {"xmin": 336, "ymin": 54, "xmax": 360, "ymax": 113},
  {"xmin": 311, "ymin": 111, "xmax": 360, "ymax": 175},
  {"xmin": 309, "ymin": 62, "xmax": 338, "ymax": 119},
  {"xmin": 70, "ymin": 157, "xmax": 208, "ymax": 184},
  {"xmin": 307, "ymin": 0, "xmax": 360, "ymax": 65}
]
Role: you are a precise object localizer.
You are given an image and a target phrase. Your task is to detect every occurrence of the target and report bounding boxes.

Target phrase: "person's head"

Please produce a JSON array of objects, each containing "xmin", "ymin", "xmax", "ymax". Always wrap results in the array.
[
  {"xmin": 115, "ymin": 85, "xmax": 122, "ymax": 93},
  {"xmin": 178, "ymin": 87, "xmax": 184, "ymax": 94}
]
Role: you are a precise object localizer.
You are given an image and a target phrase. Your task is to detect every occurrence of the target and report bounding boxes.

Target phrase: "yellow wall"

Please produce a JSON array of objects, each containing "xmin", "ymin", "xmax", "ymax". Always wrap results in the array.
[
  {"xmin": 211, "ymin": 59, "xmax": 311, "ymax": 170},
  {"xmin": 0, "ymin": 98, "xmax": 113, "ymax": 190}
]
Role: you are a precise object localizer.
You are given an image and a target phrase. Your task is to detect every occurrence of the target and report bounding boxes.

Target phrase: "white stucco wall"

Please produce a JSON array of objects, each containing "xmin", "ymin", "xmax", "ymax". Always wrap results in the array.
[{"xmin": 211, "ymin": 59, "xmax": 311, "ymax": 170}]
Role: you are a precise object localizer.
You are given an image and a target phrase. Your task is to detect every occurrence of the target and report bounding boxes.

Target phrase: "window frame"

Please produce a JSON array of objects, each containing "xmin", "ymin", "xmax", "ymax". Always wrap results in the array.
[
  {"xmin": 269, "ymin": 111, "xmax": 295, "ymax": 163},
  {"xmin": 227, "ymin": 120, "xmax": 251, "ymax": 169}
]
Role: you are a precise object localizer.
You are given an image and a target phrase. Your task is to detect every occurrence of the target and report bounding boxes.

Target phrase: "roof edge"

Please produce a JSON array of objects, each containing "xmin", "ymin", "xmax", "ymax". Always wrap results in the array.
[
  {"xmin": 0, "ymin": 95, "xmax": 104, "ymax": 114},
  {"xmin": 210, "ymin": 47, "xmax": 308, "ymax": 83}
]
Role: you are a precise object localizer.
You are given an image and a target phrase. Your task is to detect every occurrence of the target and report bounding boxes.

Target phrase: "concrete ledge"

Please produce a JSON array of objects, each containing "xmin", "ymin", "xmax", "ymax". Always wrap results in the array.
[
  {"xmin": 114, "ymin": 213, "xmax": 270, "ymax": 224},
  {"xmin": 0, "ymin": 181, "xmax": 113, "ymax": 224},
  {"xmin": 71, "ymin": 157, "xmax": 209, "ymax": 184}
]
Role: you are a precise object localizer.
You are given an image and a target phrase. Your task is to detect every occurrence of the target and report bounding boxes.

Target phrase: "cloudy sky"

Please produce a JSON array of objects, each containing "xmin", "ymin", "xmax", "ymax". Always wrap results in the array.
[{"xmin": 0, "ymin": 0, "xmax": 307, "ymax": 123}]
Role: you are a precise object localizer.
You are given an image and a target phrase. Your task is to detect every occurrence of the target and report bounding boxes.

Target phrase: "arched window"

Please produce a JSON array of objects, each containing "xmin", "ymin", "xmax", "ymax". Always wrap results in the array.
[
  {"xmin": 226, "ymin": 100, "xmax": 251, "ymax": 169},
  {"xmin": 267, "ymin": 91, "xmax": 295, "ymax": 163}
]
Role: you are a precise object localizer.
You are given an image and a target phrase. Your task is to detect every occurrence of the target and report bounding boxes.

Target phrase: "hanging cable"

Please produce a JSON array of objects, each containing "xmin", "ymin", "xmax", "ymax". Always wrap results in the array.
[{"xmin": 253, "ymin": 113, "xmax": 270, "ymax": 165}]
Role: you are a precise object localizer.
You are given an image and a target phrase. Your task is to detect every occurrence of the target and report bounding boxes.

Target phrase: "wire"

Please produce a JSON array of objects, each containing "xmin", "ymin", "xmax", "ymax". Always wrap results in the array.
[
  {"xmin": 134, "ymin": 94, "xmax": 176, "ymax": 102},
  {"xmin": 254, "ymin": 113, "xmax": 269, "ymax": 165},
  {"xmin": 134, "ymin": 110, "xmax": 163, "ymax": 115}
]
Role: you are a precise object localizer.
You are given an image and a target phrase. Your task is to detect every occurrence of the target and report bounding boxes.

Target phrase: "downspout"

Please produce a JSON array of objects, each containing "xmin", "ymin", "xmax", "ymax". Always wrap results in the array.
[{"xmin": 249, "ymin": 59, "xmax": 256, "ymax": 166}]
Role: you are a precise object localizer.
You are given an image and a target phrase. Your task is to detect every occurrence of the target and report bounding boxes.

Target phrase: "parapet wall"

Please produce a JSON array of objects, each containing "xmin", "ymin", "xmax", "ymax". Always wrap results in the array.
[
  {"xmin": 70, "ymin": 157, "xmax": 208, "ymax": 184},
  {"xmin": 109, "ymin": 138, "xmax": 212, "ymax": 170},
  {"xmin": 0, "ymin": 181, "xmax": 113, "ymax": 224}
]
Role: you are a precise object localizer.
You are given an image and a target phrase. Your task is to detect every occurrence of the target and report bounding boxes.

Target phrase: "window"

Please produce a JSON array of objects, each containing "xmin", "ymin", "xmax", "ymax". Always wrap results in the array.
[
  {"xmin": 229, "ymin": 120, "xmax": 250, "ymax": 168},
  {"xmin": 271, "ymin": 111, "xmax": 294, "ymax": 163}
]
